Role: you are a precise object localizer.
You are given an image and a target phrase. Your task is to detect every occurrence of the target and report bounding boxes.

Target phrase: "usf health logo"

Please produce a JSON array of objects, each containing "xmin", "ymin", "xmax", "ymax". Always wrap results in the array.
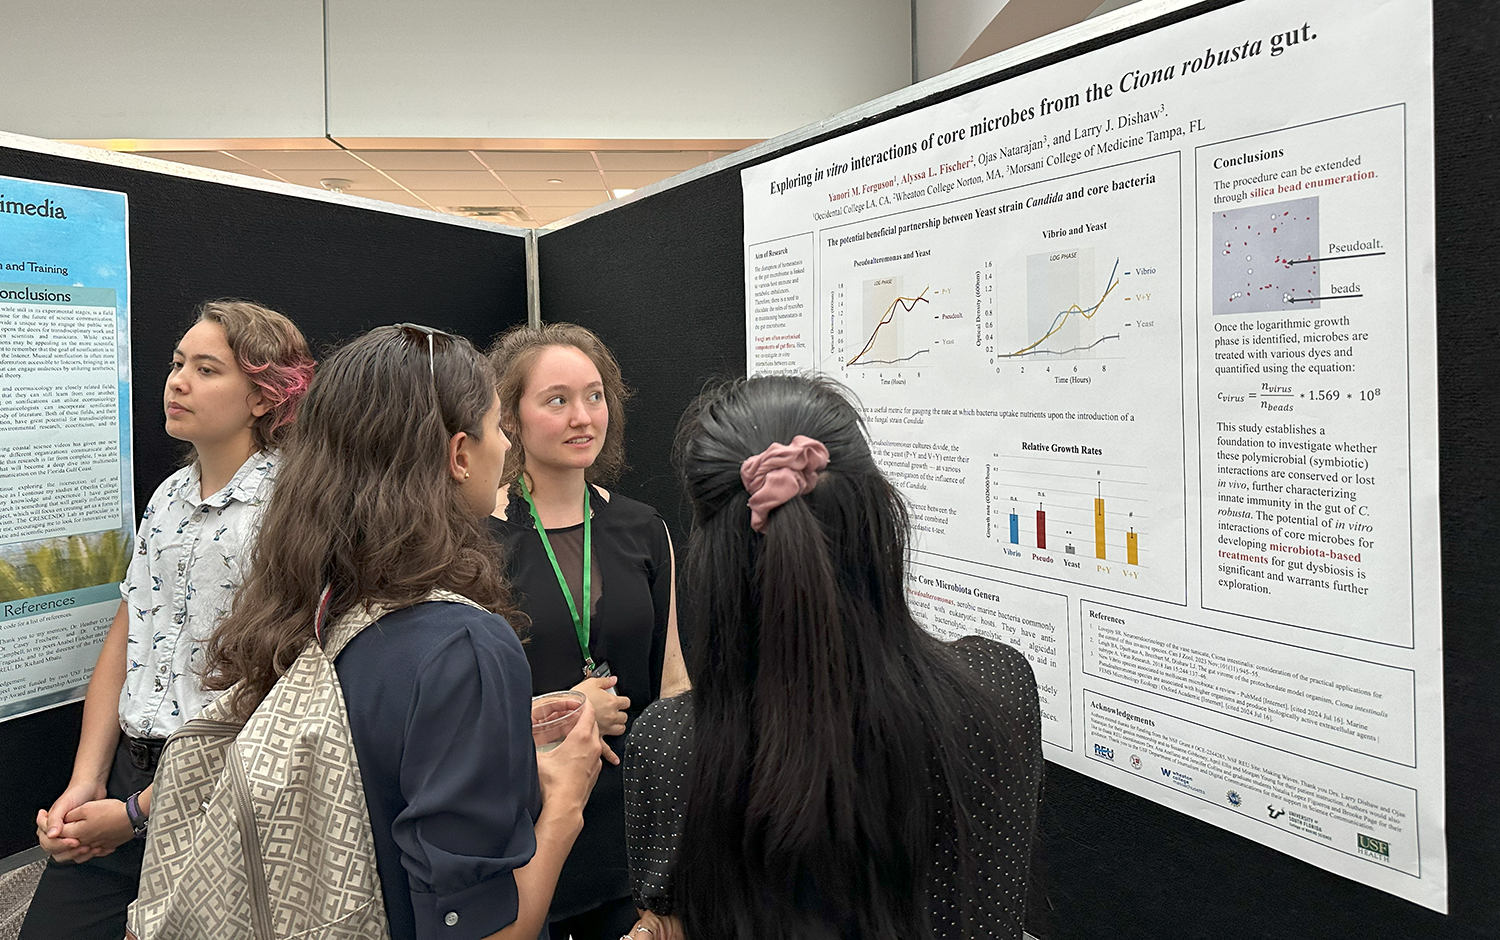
[{"xmin": 1357, "ymin": 834, "xmax": 1390, "ymax": 860}]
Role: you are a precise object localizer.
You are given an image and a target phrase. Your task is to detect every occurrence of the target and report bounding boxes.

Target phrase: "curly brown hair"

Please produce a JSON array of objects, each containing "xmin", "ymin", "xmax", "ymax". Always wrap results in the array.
[
  {"xmin": 487, "ymin": 323, "xmax": 632, "ymax": 486},
  {"xmin": 194, "ymin": 299, "xmax": 315, "ymax": 452},
  {"xmin": 204, "ymin": 325, "xmax": 517, "ymax": 721}
]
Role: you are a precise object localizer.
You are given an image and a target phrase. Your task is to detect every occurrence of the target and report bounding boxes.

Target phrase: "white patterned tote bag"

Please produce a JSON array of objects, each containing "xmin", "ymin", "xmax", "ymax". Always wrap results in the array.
[{"xmin": 127, "ymin": 591, "xmax": 483, "ymax": 940}]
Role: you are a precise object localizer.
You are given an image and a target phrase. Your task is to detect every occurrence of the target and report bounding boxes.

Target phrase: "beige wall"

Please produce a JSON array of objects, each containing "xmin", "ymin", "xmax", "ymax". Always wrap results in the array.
[
  {"xmin": 3, "ymin": 0, "xmax": 912, "ymax": 144},
  {"xmin": 326, "ymin": 0, "xmax": 912, "ymax": 141},
  {"xmin": 2, "ymin": 0, "xmax": 326, "ymax": 140},
  {"xmin": 915, "ymin": 0, "xmax": 1144, "ymax": 81},
  {"xmin": 914, "ymin": 0, "xmax": 1014, "ymax": 82}
]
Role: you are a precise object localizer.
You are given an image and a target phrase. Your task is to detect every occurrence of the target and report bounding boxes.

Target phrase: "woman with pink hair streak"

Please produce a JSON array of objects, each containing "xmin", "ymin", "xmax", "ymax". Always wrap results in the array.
[{"xmin": 20, "ymin": 300, "xmax": 315, "ymax": 940}]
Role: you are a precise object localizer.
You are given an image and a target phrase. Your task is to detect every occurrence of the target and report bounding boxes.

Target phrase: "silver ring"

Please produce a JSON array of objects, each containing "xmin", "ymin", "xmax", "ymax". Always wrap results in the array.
[{"xmin": 635, "ymin": 928, "xmax": 655, "ymax": 936}]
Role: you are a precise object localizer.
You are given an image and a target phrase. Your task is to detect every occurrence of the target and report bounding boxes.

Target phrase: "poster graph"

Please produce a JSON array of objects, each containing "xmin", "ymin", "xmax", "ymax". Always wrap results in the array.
[
  {"xmin": 1011, "ymin": 250, "xmax": 1121, "ymax": 359},
  {"xmin": 848, "ymin": 278, "xmax": 930, "ymax": 366}
]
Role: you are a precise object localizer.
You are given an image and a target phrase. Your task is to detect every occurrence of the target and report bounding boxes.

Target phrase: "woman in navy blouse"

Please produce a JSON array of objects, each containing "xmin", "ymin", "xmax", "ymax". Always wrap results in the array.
[{"xmin": 204, "ymin": 324, "xmax": 613, "ymax": 940}]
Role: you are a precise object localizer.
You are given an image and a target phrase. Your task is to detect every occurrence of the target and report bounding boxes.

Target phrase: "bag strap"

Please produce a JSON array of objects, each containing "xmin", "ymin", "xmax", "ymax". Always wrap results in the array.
[{"xmin": 318, "ymin": 588, "xmax": 488, "ymax": 660}]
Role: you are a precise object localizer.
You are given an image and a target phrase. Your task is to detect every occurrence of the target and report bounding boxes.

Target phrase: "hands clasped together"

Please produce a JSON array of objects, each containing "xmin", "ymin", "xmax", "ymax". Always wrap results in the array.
[{"xmin": 35, "ymin": 781, "xmax": 137, "ymax": 864}]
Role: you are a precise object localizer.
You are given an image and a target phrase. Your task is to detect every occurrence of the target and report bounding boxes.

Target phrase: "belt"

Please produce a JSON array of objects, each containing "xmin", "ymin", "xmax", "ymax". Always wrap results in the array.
[{"xmin": 124, "ymin": 734, "xmax": 166, "ymax": 773}]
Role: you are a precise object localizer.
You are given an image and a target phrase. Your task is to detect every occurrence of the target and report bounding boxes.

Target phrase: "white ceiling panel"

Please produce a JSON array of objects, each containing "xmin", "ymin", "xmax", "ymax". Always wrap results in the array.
[
  {"xmin": 265, "ymin": 168, "xmax": 397, "ymax": 190},
  {"xmin": 473, "ymin": 151, "xmax": 601, "ymax": 172},
  {"xmin": 507, "ymin": 189, "xmax": 610, "ymax": 207},
  {"xmin": 594, "ymin": 151, "xmax": 718, "ymax": 172},
  {"xmin": 492, "ymin": 170, "xmax": 606, "ymax": 192},
  {"xmin": 379, "ymin": 170, "xmax": 511, "ymax": 191},
  {"xmin": 237, "ymin": 150, "xmax": 370, "ymax": 171},
  {"xmin": 211, "ymin": 167, "xmax": 287, "ymax": 184},
  {"xmin": 349, "ymin": 190, "xmax": 434, "ymax": 208},
  {"xmin": 417, "ymin": 191, "xmax": 536, "ymax": 207},
  {"xmin": 135, "ymin": 151, "xmax": 260, "ymax": 173},
  {"xmin": 354, "ymin": 151, "xmax": 488, "ymax": 171},
  {"xmin": 598, "ymin": 169, "xmax": 681, "ymax": 190}
]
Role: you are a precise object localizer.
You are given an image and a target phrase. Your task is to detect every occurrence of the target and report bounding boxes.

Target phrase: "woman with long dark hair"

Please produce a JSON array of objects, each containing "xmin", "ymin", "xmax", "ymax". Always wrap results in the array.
[
  {"xmin": 624, "ymin": 374, "xmax": 1043, "ymax": 940},
  {"xmin": 202, "ymin": 325, "xmax": 611, "ymax": 940}
]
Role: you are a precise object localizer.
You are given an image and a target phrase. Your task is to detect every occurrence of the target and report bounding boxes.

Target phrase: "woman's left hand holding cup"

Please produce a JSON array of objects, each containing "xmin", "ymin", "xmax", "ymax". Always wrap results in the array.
[{"xmin": 535, "ymin": 697, "xmax": 620, "ymax": 820}]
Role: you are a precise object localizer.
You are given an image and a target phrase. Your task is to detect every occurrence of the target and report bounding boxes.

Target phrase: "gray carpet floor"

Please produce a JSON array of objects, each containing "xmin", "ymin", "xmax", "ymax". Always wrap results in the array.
[
  {"xmin": 0, "ymin": 857, "xmax": 1045, "ymax": 940},
  {"xmin": 0, "ymin": 860, "xmax": 43, "ymax": 940}
]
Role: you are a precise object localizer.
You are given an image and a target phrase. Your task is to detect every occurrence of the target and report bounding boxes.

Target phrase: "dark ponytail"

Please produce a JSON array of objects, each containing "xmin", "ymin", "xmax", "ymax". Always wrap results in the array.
[{"xmin": 672, "ymin": 375, "xmax": 1019, "ymax": 939}]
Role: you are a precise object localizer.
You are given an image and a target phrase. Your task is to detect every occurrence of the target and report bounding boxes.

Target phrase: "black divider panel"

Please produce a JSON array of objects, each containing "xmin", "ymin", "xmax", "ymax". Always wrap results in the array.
[
  {"xmin": 537, "ymin": 0, "xmax": 1499, "ymax": 936},
  {"xmin": 0, "ymin": 146, "xmax": 527, "ymax": 857},
  {"xmin": 538, "ymin": 173, "xmax": 748, "ymax": 537}
]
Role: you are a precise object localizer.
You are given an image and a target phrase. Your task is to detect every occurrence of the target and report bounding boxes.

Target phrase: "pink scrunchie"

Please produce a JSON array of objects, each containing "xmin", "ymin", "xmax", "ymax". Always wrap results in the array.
[{"xmin": 739, "ymin": 435, "xmax": 830, "ymax": 533}]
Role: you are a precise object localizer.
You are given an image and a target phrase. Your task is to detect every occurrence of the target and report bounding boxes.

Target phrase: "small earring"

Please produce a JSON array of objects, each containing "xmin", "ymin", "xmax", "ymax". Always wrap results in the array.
[{"xmin": 464, "ymin": 470, "xmax": 471, "ymax": 479}]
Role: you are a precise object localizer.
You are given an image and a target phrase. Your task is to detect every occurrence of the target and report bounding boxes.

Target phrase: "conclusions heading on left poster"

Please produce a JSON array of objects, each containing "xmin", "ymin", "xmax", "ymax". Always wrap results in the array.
[{"xmin": 0, "ymin": 174, "xmax": 132, "ymax": 721}]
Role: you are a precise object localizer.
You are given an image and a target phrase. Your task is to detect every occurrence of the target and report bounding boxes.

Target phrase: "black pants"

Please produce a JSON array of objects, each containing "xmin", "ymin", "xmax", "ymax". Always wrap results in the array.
[
  {"xmin": 550, "ymin": 894, "xmax": 639, "ymax": 940},
  {"xmin": 19, "ymin": 736, "xmax": 156, "ymax": 940}
]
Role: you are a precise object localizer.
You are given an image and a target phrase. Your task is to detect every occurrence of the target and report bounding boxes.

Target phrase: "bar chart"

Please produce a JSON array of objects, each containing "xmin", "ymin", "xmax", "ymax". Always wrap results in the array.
[
  {"xmin": 986, "ymin": 450, "xmax": 1183, "ymax": 603},
  {"xmin": 1003, "ymin": 491, "xmax": 1142, "ymax": 567}
]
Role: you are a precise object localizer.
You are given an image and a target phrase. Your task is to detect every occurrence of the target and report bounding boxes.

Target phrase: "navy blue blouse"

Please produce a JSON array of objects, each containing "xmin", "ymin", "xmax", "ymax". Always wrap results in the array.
[{"xmin": 336, "ymin": 601, "xmax": 541, "ymax": 940}]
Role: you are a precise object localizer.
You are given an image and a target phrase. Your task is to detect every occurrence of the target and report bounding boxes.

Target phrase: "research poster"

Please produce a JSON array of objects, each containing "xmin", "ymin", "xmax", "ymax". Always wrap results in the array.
[
  {"xmin": 742, "ymin": 0, "xmax": 1445, "ymax": 911},
  {"xmin": 0, "ymin": 177, "xmax": 133, "ymax": 721}
]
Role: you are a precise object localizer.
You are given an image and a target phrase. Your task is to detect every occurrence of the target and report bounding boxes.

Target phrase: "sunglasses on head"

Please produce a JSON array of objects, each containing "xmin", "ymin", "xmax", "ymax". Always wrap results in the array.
[{"xmin": 392, "ymin": 322, "xmax": 455, "ymax": 393}]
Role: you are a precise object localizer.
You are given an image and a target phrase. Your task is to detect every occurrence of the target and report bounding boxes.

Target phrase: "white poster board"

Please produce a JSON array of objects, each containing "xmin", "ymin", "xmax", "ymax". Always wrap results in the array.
[
  {"xmin": 741, "ymin": 0, "xmax": 1445, "ymax": 911},
  {"xmin": 0, "ymin": 176, "xmax": 133, "ymax": 721}
]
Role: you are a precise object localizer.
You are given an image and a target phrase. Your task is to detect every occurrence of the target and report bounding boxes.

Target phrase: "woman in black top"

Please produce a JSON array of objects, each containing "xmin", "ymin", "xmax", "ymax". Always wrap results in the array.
[
  {"xmin": 488, "ymin": 323, "xmax": 688, "ymax": 940},
  {"xmin": 624, "ymin": 375, "xmax": 1043, "ymax": 940}
]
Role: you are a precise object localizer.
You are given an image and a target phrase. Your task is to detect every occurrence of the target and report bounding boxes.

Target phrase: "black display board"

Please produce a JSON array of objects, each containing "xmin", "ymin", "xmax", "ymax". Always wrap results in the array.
[
  {"xmin": 537, "ymin": 174, "xmax": 747, "ymax": 537},
  {"xmin": 0, "ymin": 146, "xmax": 528, "ymax": 858},
  {"xmin": 537, "ymin": 0, "xmax": 1499, "ymax": 936}
]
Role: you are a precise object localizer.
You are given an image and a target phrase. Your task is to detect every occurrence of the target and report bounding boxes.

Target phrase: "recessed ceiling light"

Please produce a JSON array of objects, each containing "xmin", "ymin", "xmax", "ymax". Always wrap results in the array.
[
  {"xmin": 319, "ymin": 178, "xmax": 353, "ymax": 193},
  {"xmin": 612, "ymin": 189, "xmax": 636, "ymax": 198},
  {"xmin": 547, "ymin": 178, "xmax": 564, "ymax": 184}
]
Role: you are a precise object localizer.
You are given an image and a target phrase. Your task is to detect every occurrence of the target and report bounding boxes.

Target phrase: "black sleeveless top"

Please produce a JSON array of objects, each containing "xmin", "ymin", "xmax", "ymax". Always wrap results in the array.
[{"xmin": 488, "ymin": 484, "xmax": 673, "ymax": 919}]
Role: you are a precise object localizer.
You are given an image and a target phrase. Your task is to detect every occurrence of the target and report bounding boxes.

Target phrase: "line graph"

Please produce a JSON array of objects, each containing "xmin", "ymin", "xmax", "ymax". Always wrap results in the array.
[
  {"xmin": 847, "ymin": 279, "xmax": 930, "ymax": 366},
  {"xmin": 1005, "ymin": 335, "xmax": 1121, "ymax": 358},
  {"xmin": 1002, "ymin": 253, "xmax": 1122, "ymax": 360},
  {"xmin": 852, "ymin": 349, "xmax": 929, "ymax": 366}
]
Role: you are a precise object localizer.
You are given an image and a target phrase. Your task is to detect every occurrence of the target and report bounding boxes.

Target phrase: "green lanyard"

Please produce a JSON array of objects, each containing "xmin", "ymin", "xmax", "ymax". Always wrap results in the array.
[{"xmin": 519, "ymin": 478, "xmax": 595, "ymax": 678}]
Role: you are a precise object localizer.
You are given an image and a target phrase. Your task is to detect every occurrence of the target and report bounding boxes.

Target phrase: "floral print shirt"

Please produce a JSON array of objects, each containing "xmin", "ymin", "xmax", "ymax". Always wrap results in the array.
[{"xmin": 116, "ymin": 451, "xmax": 276, "ymax": 739}]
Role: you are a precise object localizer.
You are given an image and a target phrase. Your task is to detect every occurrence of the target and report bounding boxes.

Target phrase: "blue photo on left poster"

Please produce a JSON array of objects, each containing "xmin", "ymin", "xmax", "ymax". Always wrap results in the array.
[{"xmin": 0, "ymin": 175, "xmax": 133, "ymax": 721}]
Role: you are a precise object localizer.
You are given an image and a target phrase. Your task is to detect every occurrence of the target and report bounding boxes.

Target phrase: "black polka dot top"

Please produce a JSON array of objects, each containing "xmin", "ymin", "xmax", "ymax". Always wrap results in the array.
[{"xmin": 623, "ymin": 635, "xmax": 1043, "ymax": 939}]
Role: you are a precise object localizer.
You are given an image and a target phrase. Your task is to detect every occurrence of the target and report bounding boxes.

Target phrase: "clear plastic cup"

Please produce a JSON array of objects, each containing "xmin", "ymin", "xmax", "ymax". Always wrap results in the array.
[{"xmin": 531, "ymin": 690, "xmax": 586, "ymax": 752}]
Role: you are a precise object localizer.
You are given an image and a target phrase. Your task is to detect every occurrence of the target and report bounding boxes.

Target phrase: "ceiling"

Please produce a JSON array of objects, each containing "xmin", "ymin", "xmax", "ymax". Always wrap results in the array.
[
  {"xmin": 137, "ymin": 147, "xmax": 738, "ymax": 227},
  {"xmin": 128, "ymin": 2, "xmax": 1141, "ymax": 228}
]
